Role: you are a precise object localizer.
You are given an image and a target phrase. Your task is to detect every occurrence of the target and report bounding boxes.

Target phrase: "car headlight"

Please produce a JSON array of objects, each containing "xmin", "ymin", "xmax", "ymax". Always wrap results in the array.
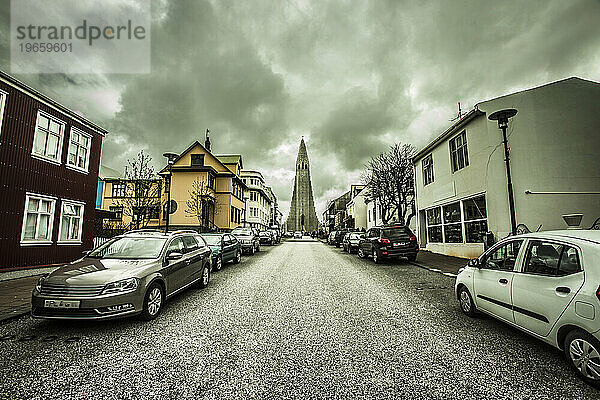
[
  {"xmin": 35, "ymin": 276, "xmax": 44, "ymax": 292},
  {"xmin": 102, "ymin": 278, "xmax": 139, "ymax": 295}
]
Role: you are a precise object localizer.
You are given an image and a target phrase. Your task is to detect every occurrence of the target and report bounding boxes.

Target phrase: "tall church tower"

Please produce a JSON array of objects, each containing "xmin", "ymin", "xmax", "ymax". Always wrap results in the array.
[{"xmin": 286, "ymin": 138, "xmax": 319, "ymax": 233}]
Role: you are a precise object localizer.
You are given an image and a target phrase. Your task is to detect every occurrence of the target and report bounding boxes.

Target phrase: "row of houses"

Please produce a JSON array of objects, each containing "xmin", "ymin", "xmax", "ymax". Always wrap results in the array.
[
  {"xmin": 323, "ymin": 77, "xmax": 600, "ymax": 259},
  {"xmin": 0, "ymin": 69, "xmax": 282, "ymax": 270},
  {"xmin": 97, "ymin": 138, "xmax": 283, "ymax": 237}
]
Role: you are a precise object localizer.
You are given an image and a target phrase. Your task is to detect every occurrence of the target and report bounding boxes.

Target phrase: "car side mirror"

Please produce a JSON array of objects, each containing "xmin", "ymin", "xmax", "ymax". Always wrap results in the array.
[
  {"xmin": 167, "ymin": 251, "xmax": 183, "ymax": 261},
  {"xmin": 468, "ymin": 258, "xmax": 481, "ymax": 268}
]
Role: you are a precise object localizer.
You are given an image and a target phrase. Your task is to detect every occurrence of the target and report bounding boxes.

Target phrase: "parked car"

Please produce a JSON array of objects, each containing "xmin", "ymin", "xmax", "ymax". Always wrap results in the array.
[
  {"xmin": 259, "ymin": 231, "xmax": 275, "ymax": 245},
  {"xmin": 328, "ymin": 231, "xmax": 336, "ymax": 245},
  {"xmin": 343, "ymin": 232, "xmax": 364, "ymax": 253},
  {"xmin": 455, "ymin": 230, "xmax": 600, "ymax": 388},
  {"xmin": 357, "ymin": 225, "xmax": 418, "ymax": 263},
  {"xmin": 231, "ymin": 227, "xmax": 260, "ymax": 254},
  {"xmin": 200, "ymin": 233, "xmax": 242, "ymax": 271},
  {"xmin": 294, "ymin": 231, "xmax": 302, "ymax": 239},
  {"xmin": 31, "ymin": 230, "xmax": 212, "ymax": 321},
  {"xmin": 333, "ymin": 230, "xmax": 346, "ymax": 247}
]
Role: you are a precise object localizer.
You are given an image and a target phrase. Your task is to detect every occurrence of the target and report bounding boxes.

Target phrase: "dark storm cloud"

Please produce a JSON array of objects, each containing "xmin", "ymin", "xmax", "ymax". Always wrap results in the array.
[{"xmin": 1, "ymin": 0, "xmax": 598, "ymax": 218}]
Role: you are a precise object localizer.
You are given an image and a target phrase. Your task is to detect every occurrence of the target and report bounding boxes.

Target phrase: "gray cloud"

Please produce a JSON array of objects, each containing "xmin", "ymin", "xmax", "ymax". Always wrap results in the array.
[{"xmin": 1, "ymin": 0, "xmax": 599, "ymax": 218}]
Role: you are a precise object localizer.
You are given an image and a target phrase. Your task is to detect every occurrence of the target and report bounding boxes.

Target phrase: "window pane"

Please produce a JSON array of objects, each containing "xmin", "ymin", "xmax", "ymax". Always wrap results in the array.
[
  {"xmin": 426, "ymin": 208, "xmax": 441, "ymax": 225},
  {"xmin": 78, "ymin": 148, "xmax": 87, "ymax": 168},
  {"xmin": 70, "ymin": 217, "xmax": 80, "ymax": 239},
  {"xmin": 68, "ymin": 143, "xmax": 78, "ymax": 165},
  {"xmin": 27, "ymin": 198, "xmax": 40, "ymax": 212},
  {"xmin": 443, "ymin": 202, "xmax": 461, "ymax": 223},
  {"xmin": 41, "ymin": 200, "xmax": 52, "ymax": 213},
  {"xmin": 49, "ymin": 120, "xmax": 61, "ymax": 134},
  {"xmin": 428, "ymin": 226, "xmax": 442, "ymax": 243},
  {"xmin": 484, "ymin": 240, "xmax": 522, "ymax": 271},
  {"xmin": 24, "ymin": 214, "xmax": 37, "ymax": 239},
  {"xmin": 463, "ymin": 196, "xmax": 486, "ymax": 220},
  {"xmin": 558, "ymin": 247, "xmax": 581, "ymax": 275},
  {"xmin": 81, "ymin": 136, "xmax": 89, "ymax": 147},
  {"xmin": 465, "ymin": 221, "xmax": 487, "ymax": 243},
  {"xmin": 71, "ymin": 132, "xmax": 80, "ymax": 143},
  {"xmin": 38, "ymin": 214, "xmax": 50, "ymax": 239},
  {"xmin": 524, "ymin": 241, "xmax": 562, "ymax": 275},
  {"xmin": 443, "ymin": 224, "xmax": 462, "ymax": 243},
  {"xmin": 38, "ymin": 114, "xmax": 49, "ymax": 129},
  {"xmin": 60, "ymin": 216, "xmax": 69, "ymax": 240},
  {"xmin": 33, "ymin": 130, "xmax": 47, "ymax": 154},
  {"xmin": 46, "ymin": 134, "xmax": 59, "ymax": 158}
]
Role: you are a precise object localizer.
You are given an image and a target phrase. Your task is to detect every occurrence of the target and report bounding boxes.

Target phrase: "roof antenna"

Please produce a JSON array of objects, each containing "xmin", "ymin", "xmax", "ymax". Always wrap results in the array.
[
  {"xmin": 450, "ymin": 102, "xmax": 462, "ymax": 121},
  {"xmin": 205, "ymin": 128, "xmax": 211, "ymax": 152}
]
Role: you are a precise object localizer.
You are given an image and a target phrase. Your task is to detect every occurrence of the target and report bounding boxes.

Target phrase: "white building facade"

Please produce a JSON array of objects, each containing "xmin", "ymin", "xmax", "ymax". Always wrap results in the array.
[
  {"xmin": 241, "ymin": 170, "xmax": 273, "ymax": 231},
  {"xmin": 413, "ymin": 77, "xmax": 600, "ymax": 258}
]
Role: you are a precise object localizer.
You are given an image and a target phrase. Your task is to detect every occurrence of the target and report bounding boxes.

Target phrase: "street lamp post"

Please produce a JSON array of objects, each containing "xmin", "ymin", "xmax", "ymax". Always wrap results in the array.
[
  {"xmin": 163, "ymin": 152, "xmax": 178, "ymax": 233},
  {"xmin": 488, "ymin": 109, "xmax": 518, "ymax": 235}
]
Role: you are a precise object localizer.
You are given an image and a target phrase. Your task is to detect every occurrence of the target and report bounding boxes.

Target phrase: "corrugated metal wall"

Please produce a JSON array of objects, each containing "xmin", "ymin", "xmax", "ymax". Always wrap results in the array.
[{"xmin": 0, "ymin": 80, "xmax": 104, "ymax": 270}]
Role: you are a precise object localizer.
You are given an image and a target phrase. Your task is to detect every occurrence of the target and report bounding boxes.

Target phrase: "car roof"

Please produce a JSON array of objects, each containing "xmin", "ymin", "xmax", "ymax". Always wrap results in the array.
[
  {"xmin": 516, "ymin": 229, "xmax": 600, "ymax": 245},
  {"xmin": 200, "ymin": 233, "xmax": 224, "ymax": 236},
  {"xmin": 120, "ymin": 229, "xmax": 197, "ymax": 239}
]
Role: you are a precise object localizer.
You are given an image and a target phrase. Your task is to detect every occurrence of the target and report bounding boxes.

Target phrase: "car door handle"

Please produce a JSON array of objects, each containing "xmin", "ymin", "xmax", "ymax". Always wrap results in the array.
[
  {"xmin": 498, "ymin": 278, "xmax": 508, "ymax": 285},
  {"xmin": 556, "ymin": 286, "xmax": 571, "ymax": 294}
]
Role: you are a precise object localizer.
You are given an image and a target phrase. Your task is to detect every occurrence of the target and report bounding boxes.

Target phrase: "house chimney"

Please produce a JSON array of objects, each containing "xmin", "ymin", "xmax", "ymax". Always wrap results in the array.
[{"xmin": 205, "ymin": 129, "xmax": 211, "ymax": 152}]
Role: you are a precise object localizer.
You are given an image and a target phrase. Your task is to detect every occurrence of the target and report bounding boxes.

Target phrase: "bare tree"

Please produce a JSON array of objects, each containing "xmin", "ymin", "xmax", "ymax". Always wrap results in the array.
[
  {"xmin": 364, "ymin": 143, "xmax": 417, "ymax": 226},
  {"xmin": 185, "ymin": 177, "xmax": 218, "ymax": 228},
  {"xmin": 116, "ymin": 150, "xmax": 161, "ymax": 229}
]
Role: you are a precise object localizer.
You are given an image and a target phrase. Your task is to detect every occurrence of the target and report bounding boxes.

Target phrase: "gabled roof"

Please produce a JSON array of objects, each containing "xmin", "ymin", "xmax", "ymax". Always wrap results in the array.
[
  {"xmin": 216, "ymin": 154, "xmax": 243, "ymax": 169},
  {"xmin": 159, "ymin": 140, "xmax": 226, "ymax": 174}
]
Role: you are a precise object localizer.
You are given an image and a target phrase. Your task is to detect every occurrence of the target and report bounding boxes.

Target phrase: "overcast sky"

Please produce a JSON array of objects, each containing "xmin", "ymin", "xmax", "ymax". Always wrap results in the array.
[{"xmin": 1, "ymin": 0, "xmax": 599, "ymax": 219}]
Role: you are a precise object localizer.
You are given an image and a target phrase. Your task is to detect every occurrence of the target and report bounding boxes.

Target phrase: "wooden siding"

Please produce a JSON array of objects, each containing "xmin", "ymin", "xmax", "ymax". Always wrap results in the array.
[{"xmin": 0, "ymin": 79, "xmax": 104, "ymax": 270}]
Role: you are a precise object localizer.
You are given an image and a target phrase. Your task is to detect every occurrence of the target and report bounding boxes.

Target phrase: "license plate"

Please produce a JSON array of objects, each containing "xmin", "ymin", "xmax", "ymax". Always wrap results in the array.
[
  {"xmin": 394, "ymin": 243, "xmax": 406, "ymax": 247},
  {"xmin": 44, "ymin": 300, "xmax": 80, "ymax": 309}
]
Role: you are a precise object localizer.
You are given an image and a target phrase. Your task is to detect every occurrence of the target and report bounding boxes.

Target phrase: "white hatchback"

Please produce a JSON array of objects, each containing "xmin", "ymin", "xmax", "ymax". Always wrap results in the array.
[{"xmin": 455, "ymin": 230, "xmax": 600, "ymax": 387}]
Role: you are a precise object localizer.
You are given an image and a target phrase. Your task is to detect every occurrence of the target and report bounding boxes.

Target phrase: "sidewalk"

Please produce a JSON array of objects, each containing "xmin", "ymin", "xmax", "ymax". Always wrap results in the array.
[
  {"xmin": 411, "ymin": 250, "xmax": 469, "ymax": 277},
  {"xmin": 0, "ymin": 267, "xmax": 55, "ymax": 322}
]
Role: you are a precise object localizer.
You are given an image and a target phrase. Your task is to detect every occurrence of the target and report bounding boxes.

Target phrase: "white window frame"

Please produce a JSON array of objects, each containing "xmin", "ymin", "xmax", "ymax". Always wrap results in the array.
[
  {"xmin": 0, "ymin": 90, "xmax": 7, "ymax": 136},
  {"xmin": 422, "ymin": 154, "xmax": 434, "ymax": 186},
  {"xmin": 66, "ymin": 126, "xmax": 92, "ymax": 173},
  {"xmin": 57, "ymin": 199, "xmax": 85, "ymax": 245},
  {"xmin": 20, "ymin": 192, "xmax": 57, "ymax": 246},
  {"xmin": 449, "ymin": 130, "xmax": 469, "ymax": 173},
  {"xmin": 31, "ymin": 110, "xmax": 66, "ymax": 165}
]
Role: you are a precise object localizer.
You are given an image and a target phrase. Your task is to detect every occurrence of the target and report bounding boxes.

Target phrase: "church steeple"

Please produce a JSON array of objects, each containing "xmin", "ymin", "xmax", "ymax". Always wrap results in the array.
[{"xmin": 287, "ymin": 138, "xmax": 319, "ymax": 233}]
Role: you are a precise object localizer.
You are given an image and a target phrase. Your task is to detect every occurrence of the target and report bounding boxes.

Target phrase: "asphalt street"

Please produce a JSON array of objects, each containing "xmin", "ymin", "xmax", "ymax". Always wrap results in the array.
[{"xmin": 0, "ymin": 240, "xmax": 597, "ymax": 399}]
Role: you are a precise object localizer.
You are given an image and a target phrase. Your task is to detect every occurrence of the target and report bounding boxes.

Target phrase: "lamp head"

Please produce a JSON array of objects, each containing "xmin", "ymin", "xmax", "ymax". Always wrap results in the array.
[
  {"xmin": 163, "ymin": 152, "xmax": 179, "ymax": 165},
  {"xmin": 488, "ymin": 109, "xmax": 517, "ymax": 128}
]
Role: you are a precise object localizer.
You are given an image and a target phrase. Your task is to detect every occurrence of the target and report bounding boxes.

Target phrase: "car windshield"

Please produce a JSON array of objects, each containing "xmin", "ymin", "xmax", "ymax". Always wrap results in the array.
[
  {"xmin": 259, "ymin": 232, "xmax": 269, "ymax": 236},
  {"xmin": 350, "ymin": 233, "xmax": 361, "ymax": 239},
  {"xmin": 382, "ymin": 227, "xmax": 409, "ymax": 237},
  {"xmin": 232, "ymin": 228, "xmax": 252, "ymax": 236},
  {"xmin": 201, "ymin": 235, "xmax": 222, "ymax": 245},
  {"xmin": 88, "ymin": 237, "xmax": 167, "ymax": 259}
]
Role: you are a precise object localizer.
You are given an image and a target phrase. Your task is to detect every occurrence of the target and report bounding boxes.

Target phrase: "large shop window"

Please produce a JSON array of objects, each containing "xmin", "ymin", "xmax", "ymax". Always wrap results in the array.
[
  {"xmin": 21, "ymin": 194, "xmax": 56, "ymax": 244},
  {"xmin": 425, "ymin": 195, "xmax": 487, "ymax": 244}
]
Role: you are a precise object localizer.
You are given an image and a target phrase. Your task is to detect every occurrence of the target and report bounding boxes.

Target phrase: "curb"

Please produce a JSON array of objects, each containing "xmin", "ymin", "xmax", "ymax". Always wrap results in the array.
[{"xmin": 409, "ymin": 261, "xmax": 458, "ymax": 278}]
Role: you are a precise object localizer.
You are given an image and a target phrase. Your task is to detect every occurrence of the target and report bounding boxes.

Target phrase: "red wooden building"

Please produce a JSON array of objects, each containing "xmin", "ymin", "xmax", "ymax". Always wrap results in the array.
[{"xmin": 0, "ymin": 70, "xmax": 107, "ymax": 270}]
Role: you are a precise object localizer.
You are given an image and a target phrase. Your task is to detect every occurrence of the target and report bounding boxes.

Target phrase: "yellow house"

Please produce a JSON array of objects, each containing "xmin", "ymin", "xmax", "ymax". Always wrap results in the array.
[
  {"xmin": 157, "ymin": 141, "xmax": 247, "ymax": 232},
  {"xmin": 100, "ymin": 179, "xmax": 162, "ymax": 230}
]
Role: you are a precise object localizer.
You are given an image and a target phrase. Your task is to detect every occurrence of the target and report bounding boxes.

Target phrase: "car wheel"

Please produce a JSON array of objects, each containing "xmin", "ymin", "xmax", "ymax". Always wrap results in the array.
[
  {"xmin": 564, "ymin": 330, "xmax": 600, "ymax": 388},
  {"xmin": 233, "ymin": 250, "xmax": 241, "ymax": 264},
  {"xmin": 458, "ymin": 286, "xmax": 477, "ymax": 317},
  {"xmin": 358, "ymin": 248, "xmax": 365, "ymax": 258},
  {"xmin": 140, "ymin": 282, "xmax": 163, "ymax": 321},
  {"xmin": 373, "ymin": 249, "xmax": 381, "ymax": 264},
  {"xmin": 214, "ymin": 255, "xmax": 222, "ymax": 271},
  {"xmin": 256, "ymin": 244, "xmax": 261, "ymax": 252},
  {"xmin": 199, "ymin": 263, "xmax": 210, "ymax": 289},
  {"xmin": 407, "ymin": 253, "xmax": 417, "ymax": 262}
]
